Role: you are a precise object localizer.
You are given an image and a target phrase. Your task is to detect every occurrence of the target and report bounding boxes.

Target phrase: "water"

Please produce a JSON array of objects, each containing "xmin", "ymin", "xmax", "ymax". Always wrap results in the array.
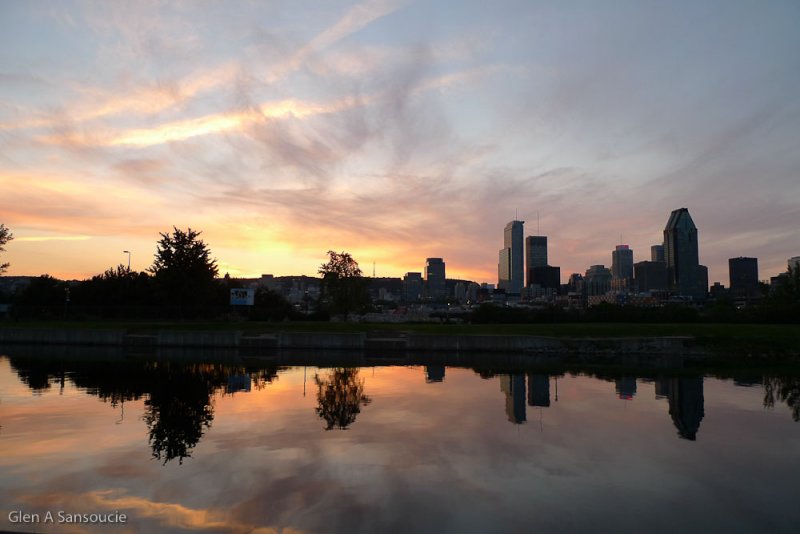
[{"xmin": 1, "ymin": 350, "xmax": 799, "ymax": 533}]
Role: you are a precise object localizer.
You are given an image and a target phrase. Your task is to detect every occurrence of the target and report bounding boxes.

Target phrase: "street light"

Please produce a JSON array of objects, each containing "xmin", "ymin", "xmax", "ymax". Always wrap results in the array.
[{"xmin": 123, "ymin": 250, "xmax": 131, "ymax": 270}]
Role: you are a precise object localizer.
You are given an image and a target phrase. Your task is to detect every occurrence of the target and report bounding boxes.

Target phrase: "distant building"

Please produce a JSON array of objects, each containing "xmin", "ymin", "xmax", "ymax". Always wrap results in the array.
[
  {"xmin": 729, "ymin": 257, "xmax": 759, "ymax": 298},
  {"xmin": 531, "ymin": 265, "xmax": 561, "ymax": 294},
  {"xmin": 634, "ymin": 261, "xmax": 668, "ymax": 293},
  {"xmin": 651, "ymin": 244, "xmax": 665, "ymax": 263},
  {"xmin": 611, "ymin": 245, "xmax": 634, "ymax": 290},
  {"xmin": 498, "ymin": 220, "xmax": 524, "ymax": 294},
  {"xmin": 425, "ymin": 258, "xmax": 446, "ymax": 299},
  {"xmin": 525, "ymin": 236, "xmax": 548, "ymax": 287},
  {"xmin": 789, "ymin": 256, "xmax": 800, "ymax": 272},
  {"xmin": 664, "ymin": 208, "xmax": 706, "ymax": 300},
  {"xmin": 566, "ymin": 273, "xmax": 585, "ymax": 295},
  {"xmin": 403, "ymin": 272, "xmax": 423, "ymax": 302},
  {"xmin": 585, "ymin": 265, "xmax": 612, "ymax": 296}
]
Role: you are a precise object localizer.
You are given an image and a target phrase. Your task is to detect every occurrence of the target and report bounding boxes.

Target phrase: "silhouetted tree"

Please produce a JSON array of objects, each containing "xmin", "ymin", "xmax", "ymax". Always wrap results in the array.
[
  {"xmin": 314, "ymin": 368, "xmax": 371, "ymax": 430},
  {"xmin": 71, "ymin": 265, "xmax": 155, "ymax": 316},
  {"xmin": 318, "ymin": 251, "xmax": 368, "ymax": 319},
  {"xmin": 149, "ymin": 227, "xmax": 219, "ymax": 315},
  {"xmin": 0, "ymin": 223, "xmax": 12, "ymax": 274}
]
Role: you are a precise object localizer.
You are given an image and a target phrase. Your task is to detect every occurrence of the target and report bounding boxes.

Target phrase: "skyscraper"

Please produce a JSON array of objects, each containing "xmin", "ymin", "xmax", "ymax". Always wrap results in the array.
[
  {"xmin": 651, "ymin": 244, "xmax": 665, "ymax": 263},
  {"xmin": 611, "ymin": 245, "xmax": 634, "ymax": 289},
  {"xmin": 525, "ymin": 236, "xmax": 547, "ymax": 287},
  {"xmin": 663, "ymin": 208, "xmax": 706, "ymax": 300},
  {"xmin": 729, "ymin": 257, "xmax": 758, "ymax": 298},
  {"xmin": 498, "ymin": 220, "xmax": 524, "ymax": 294},
  {"xmin": 425, "ymin": 258, "xmax": 446, "ymax": 299}
]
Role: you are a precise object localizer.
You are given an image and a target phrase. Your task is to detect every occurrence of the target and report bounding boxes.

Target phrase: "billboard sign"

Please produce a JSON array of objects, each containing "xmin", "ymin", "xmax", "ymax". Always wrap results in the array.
[{"xmin": 230, "ymin": 288, "xmax": 255, "ymax": 306}]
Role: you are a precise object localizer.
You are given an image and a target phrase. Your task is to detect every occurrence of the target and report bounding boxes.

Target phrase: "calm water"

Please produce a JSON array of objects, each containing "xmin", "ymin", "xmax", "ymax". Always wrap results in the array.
[{"xmin": 1, "ymin": 349, "xmax": 799, "ymax": 533}]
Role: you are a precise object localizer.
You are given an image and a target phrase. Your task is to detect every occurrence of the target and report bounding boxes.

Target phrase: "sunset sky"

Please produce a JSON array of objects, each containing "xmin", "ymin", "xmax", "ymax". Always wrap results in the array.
[{"xmin": 1, "ymin": 0, "xmax": 798, "ymax": 284}]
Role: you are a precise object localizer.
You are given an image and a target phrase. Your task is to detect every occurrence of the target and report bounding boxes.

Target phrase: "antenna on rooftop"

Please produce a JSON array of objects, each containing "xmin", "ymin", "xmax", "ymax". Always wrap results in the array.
[
  {"xmin": 373, "ymin": 261, "xmax": 376, "ymax": 278},
  {"xmin": 537, "ymin": 211, "xmax": 540, "ymax": 235}
]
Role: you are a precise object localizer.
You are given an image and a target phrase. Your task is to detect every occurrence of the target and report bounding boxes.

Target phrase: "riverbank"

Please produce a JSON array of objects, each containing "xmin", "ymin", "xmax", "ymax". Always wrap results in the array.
[{"xmin": 2, "ymin": 321, "xmax": 799, "ymax": 349}]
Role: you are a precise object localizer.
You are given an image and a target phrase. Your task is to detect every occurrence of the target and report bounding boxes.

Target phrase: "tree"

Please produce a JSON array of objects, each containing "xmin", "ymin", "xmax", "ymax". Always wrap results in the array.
[
  {"xmin": 318, "ymin": 250, "xmax": 368, "ymax": 319},
  {"xmin": 149, "ymin": 227, "xmax": 219, "ymax": 314},
  {"xmin": 0, "ymin": 223, "xmax": 13, "ymax": 274}
]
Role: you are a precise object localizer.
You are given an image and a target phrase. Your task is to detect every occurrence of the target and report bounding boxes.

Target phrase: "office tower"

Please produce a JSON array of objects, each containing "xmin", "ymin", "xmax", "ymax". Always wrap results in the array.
[
  {"xmin": 634, "ymin": 261, "xmax": 668, "ymax": 292},
  {"xmin": 789, "ymin": 256, "xmax": 800, "ymax": 272},
  {"xmin": 584, "ymin": 265, "xmax": 612, "ymax": 296},
  {"xmin": 729, "ymin": 257, "xmax": 758, "ymax": 297},
  {"xmin": 651, "ymin": 244, "xmax": 665, "ymax": 263},
  {"xmin": 498, "ymin": 220, "xmax": 524, "ymax": 294},
  {"xmin": 402, "ymin": 272, "xmax": 423, "ymax": 302},
  {"xmin": 611, "ymin": 244, "xmax": 634, "ymax": 290},
  {"xmin": 525, "ymin": 236, "xmax": 548, "ymax": 287},
  {"xmin": 425, "ymin": 258, "xmax": 446, "ymax": 299},
  {"xmin": 663, "ymin": 208, "xmax": 706, "ymax": 300},
  {"xmin": 531, "ymin": 265, "xmax": 561, "ymax": 293},
  {"xmin": 567, "ymin": 273, "xmax": 585, "ymax": 295}
]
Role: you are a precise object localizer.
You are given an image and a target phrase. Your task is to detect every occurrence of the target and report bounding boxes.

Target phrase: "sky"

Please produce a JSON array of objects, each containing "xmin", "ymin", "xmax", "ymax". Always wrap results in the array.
[{"xmin": 1, "ymin": 0, "xmax": 798, "ymax": 284}]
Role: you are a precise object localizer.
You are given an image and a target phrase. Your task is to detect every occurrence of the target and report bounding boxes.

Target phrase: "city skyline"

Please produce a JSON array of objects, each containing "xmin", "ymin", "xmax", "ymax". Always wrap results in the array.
[{"xmin": 1, "ymin": 1, "xmax": 799, "ymax": 285}]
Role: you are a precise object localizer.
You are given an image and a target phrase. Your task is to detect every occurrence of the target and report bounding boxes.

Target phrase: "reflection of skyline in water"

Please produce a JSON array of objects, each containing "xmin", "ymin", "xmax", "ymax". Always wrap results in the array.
[
  {"xmin": 2, "ymin": 354, "xmax": 798, "ymax": 459},
  {"xmin": 2, "ymin": 353, "xmax": 800, "ymax": 533}
]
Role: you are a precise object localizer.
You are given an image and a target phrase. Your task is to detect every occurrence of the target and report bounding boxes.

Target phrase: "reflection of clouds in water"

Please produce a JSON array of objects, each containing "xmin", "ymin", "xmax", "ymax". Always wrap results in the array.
[
  {"xmin": 2, "ymin": 362, "xmax": 800, "ymax": 532},
  {"xmin": 88, "ymin": 489, "xmax": 298, "ymax": 533}
]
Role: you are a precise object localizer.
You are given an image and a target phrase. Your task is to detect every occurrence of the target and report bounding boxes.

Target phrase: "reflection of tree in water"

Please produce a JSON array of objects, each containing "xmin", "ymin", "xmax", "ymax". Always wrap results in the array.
[
  {"xmin": 7, "ymin": 356, "xmax": 282, "ymax": 464},
  {"xmin": 764, "ymin": 376, "xmax": 800, "ymax": 422},
  {"xmin": 314, "ymin": 368, "xmax": 371, "ymax": 430},
  {"xmin": 142, "ymin": 364, "xmax": 220, "ymax": 465}
]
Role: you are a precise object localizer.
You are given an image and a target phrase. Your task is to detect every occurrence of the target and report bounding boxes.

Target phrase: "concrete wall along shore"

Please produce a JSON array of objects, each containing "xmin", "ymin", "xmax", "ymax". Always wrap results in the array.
[{"xmin": 0, "ymin": 327, "xmax": 693, "ymax": 356}]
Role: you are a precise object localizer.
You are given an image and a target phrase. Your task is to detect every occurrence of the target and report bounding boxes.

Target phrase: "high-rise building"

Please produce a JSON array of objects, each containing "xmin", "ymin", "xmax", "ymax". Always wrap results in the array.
[
  {"xmin": 585, "ymin": 265, "xmax": 612, "ymax": 296},
  {"xmin": 634, "ymin": 261, "xmax": 668, "ymax": 293},
  {"xmin": 651, "ymin": 244, "xmax": 665, "ymax": 263},
  {"xmin": 729, "ymin": 257, "xmax": 758, "ymax": 298},
  {"xmin": 402, "ymin": 272, "xmax": 423, "ymax": 302},
  {"xmin": 789, "ymin": 256, "xmax": 800, "ymax": 272},
  {"xmin": 531, "ymin": 265, "xmax": 561, "ymax": 294},
  {"xmin": 525, "ymin": 236, "xmax": 547, "ymax": 287},
  {"xmin": 425, "ymin": 258, "xmax": 446, "ymax": 299},
  {"xmin": 663, "ymin": 208, "xmax": 706, "ymax": 300},
  {"xmin": 611, "ymin": 245, "xmax": 634, "ymax": 288},
  {"xmin": 498, "ymin": 220, "xmax": 524, "ymax": 294}
]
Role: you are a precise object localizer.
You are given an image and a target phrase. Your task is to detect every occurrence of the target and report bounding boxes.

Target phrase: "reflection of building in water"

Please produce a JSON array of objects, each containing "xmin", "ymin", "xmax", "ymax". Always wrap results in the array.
[
  {"xmin": 655, "ymin": 378, "xmax": 670, "ymax": 399},
  {"xmin": 655, "ymin": 377, "xmax": 705, "ymax": 440},
  {"xmin": 500, "ymin": 374, "xmax": 527, "ymax": 424},
  {"xmin": 615, "ymin": 377, "xmax": 637, "ymax": 400},
  {"xmin": 527, "ymin": 374, "xmax": 550, "ymax": 407},
  {"xmin": 226, "ymin": 374, "xmax": 251, "ymax": 394},
  {"xmin": 425, "ymin": 366, "xmax": 445, "ymax": 383}
]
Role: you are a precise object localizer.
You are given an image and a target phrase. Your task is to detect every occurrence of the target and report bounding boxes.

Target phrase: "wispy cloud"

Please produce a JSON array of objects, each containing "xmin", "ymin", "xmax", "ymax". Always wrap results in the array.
[{"xmin": 14, "ymin": 235, "xmax": 92, "ymax": 242}]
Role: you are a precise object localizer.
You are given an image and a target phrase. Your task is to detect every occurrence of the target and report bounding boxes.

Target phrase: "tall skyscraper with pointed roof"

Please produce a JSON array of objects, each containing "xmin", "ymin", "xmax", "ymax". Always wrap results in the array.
[{"xmin": 663, "ymin": 208, "xmax": 706, "ymax": 300}]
